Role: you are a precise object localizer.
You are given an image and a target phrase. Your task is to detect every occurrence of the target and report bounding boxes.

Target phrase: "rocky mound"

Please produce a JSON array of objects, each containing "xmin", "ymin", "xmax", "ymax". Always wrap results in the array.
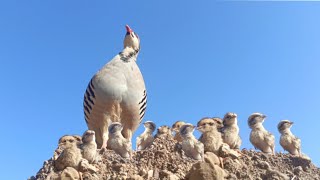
[{"xmin": 30, "ymin": 136, "xmax": 320, "ymax": 180}]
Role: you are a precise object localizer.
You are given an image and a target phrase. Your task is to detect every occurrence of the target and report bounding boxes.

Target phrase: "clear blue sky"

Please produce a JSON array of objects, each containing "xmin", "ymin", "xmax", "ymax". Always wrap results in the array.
[{"xmin": 1, "ymin": 1, "xmax": 320, "ymax": 179}]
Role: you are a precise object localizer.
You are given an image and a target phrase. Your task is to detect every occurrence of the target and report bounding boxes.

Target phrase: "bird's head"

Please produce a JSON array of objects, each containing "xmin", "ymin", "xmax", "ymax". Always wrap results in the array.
[
  {"xmin": 248, "ymin": 113, "xmax": 266, "ymax": 129},
  {"xmin": 108, "ymin": 122, "xmax": 123, "ymax": 134},
  {"xmin": 157, "ymin": 125, "xmax": 171, "ymax": 135},
  {"xmin": 277, "ymin": 120, "xmax": 293, "ymax": 133},
  {"xmin": 82, "ymin": 130, "xmax": 95, "ymax": 143},
  {"xmin": 223, "ymin": 112, "xmax": 238, "ymax": 126},
  {"xmin": 196, "ymin": 117, "xmax": 217, "ymax": 133},
  {"xmin": 212, "ymin": 117, "xmax": 224, "ymax": 129},
  {"xmin": 179, "ymin": 124, "xmax": 196, "ymax": 137},
  {"xmin": 58, "ymin": 135, "xmax": 76, "ymax": 147},
  {"xmin": 123, "ymin": 25, "xmax": 140, "ymax": 51},
  {"xmin": 144, "ymin": 121, "xmax": 156, "ymax": 132},
  {"xmin": 172, "ymin": 121, "xmax": 186, "ymax": 133}
]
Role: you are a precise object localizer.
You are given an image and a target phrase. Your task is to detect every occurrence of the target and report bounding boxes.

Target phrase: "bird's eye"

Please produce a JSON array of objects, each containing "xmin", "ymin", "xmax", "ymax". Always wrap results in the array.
[
  {"xmin": 69, "ymin": 139, "xmax": 74, "ymax": 143},
  {"xmin": 209, "ymin": 122, "xmax": 214, "ymax": 126}
]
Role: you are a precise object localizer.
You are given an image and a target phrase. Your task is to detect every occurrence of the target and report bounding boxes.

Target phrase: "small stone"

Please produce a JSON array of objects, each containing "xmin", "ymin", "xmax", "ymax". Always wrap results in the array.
[
  {"xmin": 293, "ymin": 166, "xmax": 303, "ymax": 175},
  {"xmin": 147, "ymin": 170, "xmax": 153, "ymax": 179},
  {"xmin": 186, "ymin": 162, "xmax": 226, "ymax": 180},
  {"xmin": 153, "ymin": 168, "xmax": 159, "ymax": 179},
  {"xmin": 204, "ymin": 152, "xmax": 221, "ymax": 167},
  {"xmin": 257, "ymin": 161, "xmax": 270, "ymax": 169},
  {"xmin": 79, "ymin": 159, "xmax": 98, "ymax": 173},
  {"xmin": 128, "ymin": 174, "xmax": 144, "ymax": 180},
  {"xmin": 60, "ymin": 167, "xmax": 80, "ymax": 180}
]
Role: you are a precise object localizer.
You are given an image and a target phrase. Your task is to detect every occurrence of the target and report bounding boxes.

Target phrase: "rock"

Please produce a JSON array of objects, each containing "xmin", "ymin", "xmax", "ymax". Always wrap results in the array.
[
  {"xmin": 186, "ymin": 162, "xmax": 225, "ymax": 180},
  {"xmin": 78, "ymin": 159, "xmax": 98, "ymax": 173},
  {"xmin": 60, "ymin": 167, "xmax": 80, "ymax": 180},
  {"xmin": 82, "ymin": 172, "xmax": 99, "ymax": 180},
  {"xmin": 257, "ymin": 160, "xmax": 270, "ymax": 169},
  {"xmin": 153, "ymin": 168, "xmax": 159, "ymax": 178},
  {"xmin": 265, "ymin": 168, "xmax": 290, "ymax": 180},
  {"xmin": 31, "ymin": 133, "xmax": 320, "ymax": 180},
  {"xmin": 160, "ymin": 170, "xmax": 180, "ymax": 180},
  {"xmin": 204, "ymin": 152, "xmax": 221, "ymax": 167},
  {"xmin": 147, "ymin": 170, "xmax": 153, "ymax": 179},
  {"xmin": 219, "ymin": 143, "xmax": 241, "ymax": 159},
  {"xmin": 46, "ymin": 171, "xmax": 60, "ymax": 180},
  {"xmin": 293, "ymin": 166, "xmax": 303, "ymax": 175},
  {"xmin": 128, "ymin": 174, "xmax": 144, "ymax": 180}
]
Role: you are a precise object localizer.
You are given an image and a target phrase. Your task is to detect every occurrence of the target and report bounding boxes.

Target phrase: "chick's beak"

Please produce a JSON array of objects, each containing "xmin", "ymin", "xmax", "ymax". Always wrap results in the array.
[
  {"xmin": 290, "ymin": 122, "xmax": 294, "ymax": 125},
  {"xmin": 126, "ymin": 25, "xmax": 133, "ymax": 34}
]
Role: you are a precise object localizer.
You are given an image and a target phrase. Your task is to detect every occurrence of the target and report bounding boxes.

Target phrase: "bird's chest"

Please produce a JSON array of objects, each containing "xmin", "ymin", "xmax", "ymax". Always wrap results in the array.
[
  {"xmin": 223, "ymin": 129, "xmax": 238, "ymax": 142},
  {"xmin": 280, "ymin": 135, "xmax": 292, "ymax": 147},
  {"xmin": 182, "ymin": 139, "xmax": 195, "ymax": 148},
  {"xmin": 251, "ymin": 131, "xmax": 265, "ymax": 143}
]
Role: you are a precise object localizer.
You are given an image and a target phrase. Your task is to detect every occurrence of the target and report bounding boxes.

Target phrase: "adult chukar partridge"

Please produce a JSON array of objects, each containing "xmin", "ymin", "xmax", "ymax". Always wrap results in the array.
[{"xmin": 83, "ymin": 25, "xmax": 147, "ymax": 149}]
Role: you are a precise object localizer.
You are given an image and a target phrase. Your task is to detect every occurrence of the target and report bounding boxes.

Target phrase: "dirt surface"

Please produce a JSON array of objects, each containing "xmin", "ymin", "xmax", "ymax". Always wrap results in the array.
[
  {"xmin": 224, "ymin": 149, "xmax": 319, "ymax": 180},
  {"xmin": 30, "ymin": 136, "xmax": 320, "ymax": 180}
]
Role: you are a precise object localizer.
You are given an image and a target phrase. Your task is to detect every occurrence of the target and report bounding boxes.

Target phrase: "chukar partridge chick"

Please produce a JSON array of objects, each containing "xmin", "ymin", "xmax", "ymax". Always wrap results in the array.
[
  {"xmin": 54, "ymin": 137, "xmax": 82, "ymax": 171},
  {"xmin": 278, "ymin": 120, "xmax": 301, "ymax": 156},
  {"xmin": 107, "ymin": 122, "xmax": 132, "ymax": 158},
  {"xmin": 54, "ymin": 135, "xmax": 82, "ymax": 160},
  {"xmin": 136, "ymin": 121, "xmax": 156, "ymax": 150},
  {"xmin": 155, "ymin": 125, "xmax": 173, "ymax": 139},
  {"xmin": 212, "ymin": 117, "xmax": 224, "ymax": 132},
  {"xmin": 83, "ymin": 25, "xmax": 147, "ymax": 150},
  {"xmin": 81, "ymin": 130, "xmax": 98, "ymax": 163},
  {"xmin": 172, "ymin": 121, "xmax": 186, "ymax": 142},
  {"xmin": 248, "ymin": 113, "xmax": 275, "ymax": 154},
  {"xmin": 197, "ymin": 117, "xmax": 223, "ymax": 155},
  {"xmin": 180, "ymin": 124, "xmax": 204, "ymax": 161},
  {"xmin": 221, "ymin": 112, "xmax": 242, "ymax": 149}
]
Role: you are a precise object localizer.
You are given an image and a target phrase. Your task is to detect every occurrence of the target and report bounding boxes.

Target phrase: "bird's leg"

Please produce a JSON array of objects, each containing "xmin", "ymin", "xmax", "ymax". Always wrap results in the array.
[
  {"xmin": 219, "ymin": 157, "xmax": 224, "ymax": 169},
  {"xmin": 201, "ymin": 151, "xmax": 205, "ymax": 162},
  {"xmin": 129, "ymin": 150, "xmax": 133, "ymax": 161},
  {"xmin": 272, "ymin": 146, "xmax": 275, "ymax": 155},
  {"xmin": 99, "ymin": 127, "xmax": 109, "ymax": 153},
  {"xmin": 298, "ymin": 149, "xmax": 302, "ymax": 157}
]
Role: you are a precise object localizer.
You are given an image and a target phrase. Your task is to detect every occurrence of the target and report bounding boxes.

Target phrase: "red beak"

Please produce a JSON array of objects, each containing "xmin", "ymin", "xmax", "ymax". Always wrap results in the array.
[{"xmin": 126, "ymin": 25, "xmax": 133, "ymax": 34}]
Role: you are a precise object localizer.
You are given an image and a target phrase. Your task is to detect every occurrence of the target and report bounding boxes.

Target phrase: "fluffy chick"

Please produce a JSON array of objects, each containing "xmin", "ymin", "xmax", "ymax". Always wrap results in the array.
[
  {"xmin": 154, "ymin": 125, "xmax": 173, "ymax": 139},
  {"xmin": 197, "ymin": 117, "xmax": 223, "ymax": 155},
  {"xmin": 180, "ymin": 123, "xmax": 204, "ymax": 161},
  {"xmin": 248, "ymin": 113, "xmax": 275, "ymax": 154},
  {"xmin": 54, "ymin": 138, "xmax": 82, "ymax": 171},
  {"xmin": 212, "ymin": 117, "xmax": 224, "ymax": 132},
  {"xmin": 107, "ymin": 122, "xmax": 132, "ymax": 158},
  {"xmin": 278, "ymin": 120, "xmax": 301, "ymax": 156},
  {"xmin": 136, "ymin": 121, "xmax": 156, "ymax": 150},
  {"xmin": 221, "ymin": 112, "xmax": 242, "ymax": 149},
  {"xmin": 172, "ymin": 121, "xmax": 186, "ymax": 142},
  {"xmin": 81, "ymin": 130, "xmax": 98, "ymax": 163}
]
